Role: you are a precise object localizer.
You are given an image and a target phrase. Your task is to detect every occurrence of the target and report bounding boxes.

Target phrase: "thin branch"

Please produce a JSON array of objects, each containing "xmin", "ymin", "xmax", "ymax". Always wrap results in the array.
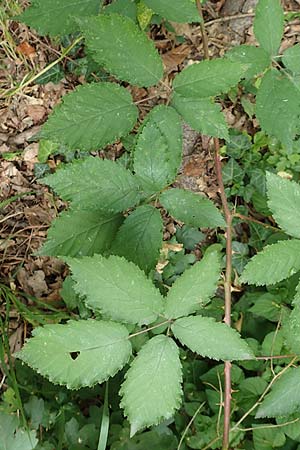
[
  {"xmin": 196, "ymin": 0, "xmax": 209, "ymax": 59},
  {"xmin": 214, "ymin": 138, "xmax": 233, "ymax": 450},
  {"xmin": 2, "ymin": 36, "xmax": 84, "ymax": 98},
  {"xmin": 235, "ymin": 417, "xmax": 300, "ymax": 432},
  {"xmin": 256, "ymin": 354, "xmax": 296, "ymax": 360},
  {"xmin": 128, "ymin": 320, "xmax": 171, "ymax": 339},
  {"xmin": 196, "ymin": 4, "xmax": 233, "ymax": 448},
  {"xmin": 177, "ymin": 402, "xmax": 206, "ymax": 450},
  {"xmin": 232, "ymin": 357, "xmax": 298, "ymax": 431},
  {"xmin": 234, "ymin": 213, "xmax": 280, "ymax": 232}
]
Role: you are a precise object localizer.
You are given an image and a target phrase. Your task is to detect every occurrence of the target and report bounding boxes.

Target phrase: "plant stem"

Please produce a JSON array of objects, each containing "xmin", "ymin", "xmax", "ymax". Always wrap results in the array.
[
  {"xmin": 214, "ymin": 138, "xmax": 233, "ymax": 450},
  {"xmin": 196, "ymin": 0, "xmax": 209, "ymax": 59},
  {"xmin": 196, "ymin": 3, "xmax": 233, "ymax": 447}
]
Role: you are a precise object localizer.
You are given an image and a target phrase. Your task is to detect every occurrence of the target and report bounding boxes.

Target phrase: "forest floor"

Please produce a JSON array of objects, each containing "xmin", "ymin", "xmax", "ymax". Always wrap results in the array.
[{"xmin": 0, "ymin": 0, "xmax": 299, "ymax": 395}]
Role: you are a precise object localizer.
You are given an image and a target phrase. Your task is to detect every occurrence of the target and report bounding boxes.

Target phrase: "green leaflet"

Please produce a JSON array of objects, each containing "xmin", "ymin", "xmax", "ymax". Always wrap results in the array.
[
  {"xmin": 67, "ymin": 255, "xmax": 163, "ymax": 325},
  {"xmin": 120, "ymin": 335, "xmax": 182, "ymax": 436},
  {"xmin": 253, "ymin": 427, "xmax": 286, "ymax": 450},
  {"xmin": 0, "ymin": 411, "xmax": 38, "ymax": 450},
  {"xmin": 283, "ymin": 305, "xmax": 300, "ymax": 355},
  {"xmin": 160, "ymin": 188, "xmax": 225, "ymax": 228},
  {"xmin": 226, "ymin": 45, "xmax": 271, "ymax": 79},
  {"xmin": 253, "ymin": 0, "xmax": 284, "ymax": 56},
  {"xmin": 41, "ymin": 157, "xmax": 141, "ymax": 213},
  {"xmin": 256, "ymin": 367, "xmax": 300, "ymax": 418},
  {"xmin": 164, "ymin": 251, "xmax": 221, "ymax": 319},
  {"xmin": 173, "ymin": 59, "xmax": 245, "ymax": 98},
  {"xmin": 283, "ymin": 44, "xmax": 300, "ymax": 74},
  {"xmin": 15, "ymin": 0, "xmax": 100, "ymax": 36},
  {"xmin": 266, "ymin": 172, "xmax": 300, "ymax": 239},
  {"xmin": 104, "ymin": 0, "xmax": 137, "ymax": 21},
  {"xmin": 133, "ymin": 106, "xmax": 182, "ymax": 194},
  {"xmin": 40, "ymin": 83, "xmax": 138, "ymax": 151},
  {"xmin": 38, "ymin": 210, "xmax": 123, "ymax": 257},
  {"xmin": 256, "ymin": 69, "xmax": 300, "ymax": 148},
  {"xmin": 143, "ymin": 0, "xmax": 199, "ymax": 23},
  {"xmin": 241, "ymin": 239, "xmax": 300, "ymax": 286},
  {"xmin": 110, "ymin": 205, "xmax": 163, "ymax": 274},
  {"xmin": 79, "ymin": 14, "xmax": 163, "ymax": 87},
  {"xmin": 172, "ymin": 316, "xmax": 254, "ymax": 361},
  {"xmin": 171, "ymin": 93, "xmax": 228, "ymax": 139},
  {"xmin": 17, "ymin": 320, "xmax": 132, "ymax": 389}
]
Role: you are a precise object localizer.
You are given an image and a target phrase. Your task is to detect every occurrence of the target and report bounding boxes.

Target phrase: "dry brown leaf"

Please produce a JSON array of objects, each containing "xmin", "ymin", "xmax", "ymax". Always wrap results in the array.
[{"xmin": 16, "ymin": 41, "xmax": 36, "ymax": 58}]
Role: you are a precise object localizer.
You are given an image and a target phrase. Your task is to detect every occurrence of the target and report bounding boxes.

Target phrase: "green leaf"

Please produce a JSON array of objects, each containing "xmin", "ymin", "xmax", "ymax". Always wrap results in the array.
[
  {"xmin": 40, "ymin": 83, "xmax": 138, "ymax": 151},
  {"xmin": 248, "ymin": 293, "xmax": 281, "ymax": 322},
  {"xmin": 254, "ymin": 0, "xmax": 284, "ymax": 56},
  {"xmin": 67, "ymin": 255, "xmax": 163, "ymax": 325},
  {"xmin": 160, "ymin": 188, "xmax": 225, "ymax": 228},
  {"xmin": 226, "ymin": 45, "xmax": 271, "ymax": 79},
  {"xmin": 172, "ymin": 316, "xmax": 254, "ymax": 360},
  {"xmin": 143, "ymin": 0, "xmax": 199, "ymax": 23},
  {"xmin": 267, "ymin": 172, "xmax": 300, "ymax": 239},
  {"xmin": 120, "ymin": 335, "xmax": 182, "ymax": 436},
  {"xmin": 79, "ymin": 14, "xmax": 163, "ymax": 87},
  {"xmin": 38, "ymin": 210, "xmax": 123, "ymax": 257},
  {"xmin": 283, "ymin": 44, "xmax": 300, "ymax": 74},
  {"xmin": 0, "ymin": 411, "xmax": 38, "ymax": 450},
  {"xmin": 16, "ymin": 0, "xmax": 100, "ymax": 36},
  {"xmin": 17, "ymin": 320, "xmax": 132, "ymax": 389},
  {"xmin": 171, "ymin": 93, "xmax": 228, "ymax": 139},
  {"xmin": 173, "ymin": 59, "xmax": 245, "ymax": 98},
  {"xmin": 256, "ymin": 69, "xmax": 300, "ymax": 148},
  {"xmin": 283, "ymin": 305, "xmax": 300, "ymax": 354},
  {"xmin": 253, "ymin": 426, "xmax": 286, "ymax": 450},
  {"xmin": 241, "ymin": 239, "xmax": 300, "ymax": 286},
  {"xmin": 164, "ymin": 250, "xmax": 221, "ymax": 319},
  {"xmin": 41, "ymin": 157, "xmax": 141, "ymax": 213},
  {"xmin": 133, "ymin": 106, "xmax": 182, "ymax": 193},
  {"xmin": 104, "ymin": 0, "xmax": 137, "ymax": 21},
  {"xmin": 256, "ymin": 367, "xmax": 300, "ymax": 418},
  {"xmin": 111, "ymin": 205, "xmax": 163, "ymax": 274}
]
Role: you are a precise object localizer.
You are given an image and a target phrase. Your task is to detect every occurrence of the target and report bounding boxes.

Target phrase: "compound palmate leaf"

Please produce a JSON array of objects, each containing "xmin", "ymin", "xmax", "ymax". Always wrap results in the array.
[
  {"xmin": 172, "ymin": 316, "xmax": 254, "ymax": 360},
  {"xmin": 267, "ymin": 172, "xmax": 300, "ymax": 239},
  {"xmin": 40, "ymin": 83, "xmax": 138, "ymax": 151},
  {"xmin": 38, "ymin": 210, "xmax": 123, "ymax": 257},
  {"xmin": 16, "ymin": 0, "xmax": 100, "ymax": 36},
  {"xmin": 160, "ymin": 188, "xmax": 225, "ymax": 228},
  {"xmin": 256, "ymin": 69, "xmax": 300, "ymax": 148},
  {"xmin": 164, "ymin": 250, "xmax": 221, "ymax": 319},
  {"xmin": 143, "ymin": 0, "xmax": 198, "ymax": 23},
  {"xmin": 173, "ymin": 59, "xmax": 245, "ymax": 98},
  {"xmin": 17, "ymin": 320, "xmax": 132, "ymax": 389},
  {"xmin": 120, "ymin": 335, "xmax": 182, "ymax": 436},
  {"xmin": 134, "ymin": 106, "xmax": 182, "ymax": 194},
  {"xmin": 256, "ymin": 367, "xmax": 300, "ymax": 418},
  {"xmin": 42, "ymin": 157, "xmax": 141, "ymax": 213},
  {"xmin": 171, "ymin": 93, "xmax": 229, "ymax": 139},
  {"xmin": 68, "ymin": 255, "xmax": 163, "ymax": 325},
  {"xmin": 79, "ymin": 14, "xmax": 163, "ymax": 87},
  {"xmin": 111, "ymin": 205, "xmax": 163, "ymax": 274},
  {"xmin": 241, "ymin": 239, "xmax": 300, "ymax": 286},
  {"xmin": 254, "ymin": 0, "xmax": 284, "ymax": 56}
]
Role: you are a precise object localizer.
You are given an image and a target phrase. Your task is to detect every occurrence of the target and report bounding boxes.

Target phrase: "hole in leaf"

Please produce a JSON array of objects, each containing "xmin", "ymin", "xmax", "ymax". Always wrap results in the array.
[{"xmin": 70, "ymin": 351, "xmax": 80, "ymax": 360}]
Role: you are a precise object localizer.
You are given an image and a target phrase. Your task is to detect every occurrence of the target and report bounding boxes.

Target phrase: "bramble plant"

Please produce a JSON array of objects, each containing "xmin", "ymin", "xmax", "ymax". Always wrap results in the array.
[{"xmin": 5, "ymin": 0, "xmax": 300, "ymax": 448}]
